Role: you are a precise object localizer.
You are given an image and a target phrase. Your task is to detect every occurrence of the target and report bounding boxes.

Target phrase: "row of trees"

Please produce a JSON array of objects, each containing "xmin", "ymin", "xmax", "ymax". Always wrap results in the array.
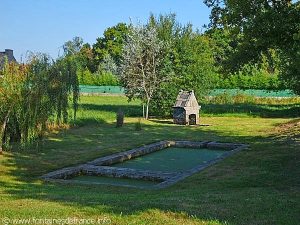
[
  {"xmin": 63, "ymin": 24, "xmax": 129, "ymax": 86},
  {"xmin": 62, "ymin": 5, "xmax": 299, "ymax": 117},
  {"xmin": 120, "ymin": 14, "xmax": 218, "ymax": 118},
  {"xmin": 70, "ymin": 16, "xmax": 291, "ymax": 90},
  {"xmin": 120, "ymin": 11, "xmax": 298, "ymax": 117}
]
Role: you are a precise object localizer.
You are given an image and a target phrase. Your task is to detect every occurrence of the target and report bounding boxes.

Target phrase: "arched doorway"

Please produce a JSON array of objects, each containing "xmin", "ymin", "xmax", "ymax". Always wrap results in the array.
[{"xmin": 189, "ymin": 114, "xmax": 196, "ymax": 125}]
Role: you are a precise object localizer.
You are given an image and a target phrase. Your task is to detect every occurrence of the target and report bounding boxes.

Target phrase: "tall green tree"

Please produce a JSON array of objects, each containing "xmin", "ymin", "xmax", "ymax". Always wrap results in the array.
[
  {"xmin": 63, "ymin": 37, "xmax": 96, "ymax": 72},
  {"xmin": 204, "ymin": 0, "xmax": 300, "ymax": 93},
  {"xmin": 147, "ymin": 14, "xmax": 217, "ymax": 116},
  {"xmin": 93, "ymin": 23, "xmax": 129, "ymax": 67}
]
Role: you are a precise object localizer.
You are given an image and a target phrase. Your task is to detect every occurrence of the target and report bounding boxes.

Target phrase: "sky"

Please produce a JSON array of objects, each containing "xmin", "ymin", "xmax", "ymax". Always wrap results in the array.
[{"xmin": 0, "ymin": 0, "xmax": 211, "ymax": 61}]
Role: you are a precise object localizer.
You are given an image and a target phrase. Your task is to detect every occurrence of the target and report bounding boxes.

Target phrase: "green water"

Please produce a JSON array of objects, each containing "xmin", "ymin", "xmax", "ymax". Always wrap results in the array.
[
  {"xmin": 112, "ymin": 147, "xmax": 226, "ymax": 172},
  {"xmin": 71, "ymin": 176, "xmax": 159, "ymax": 188}
]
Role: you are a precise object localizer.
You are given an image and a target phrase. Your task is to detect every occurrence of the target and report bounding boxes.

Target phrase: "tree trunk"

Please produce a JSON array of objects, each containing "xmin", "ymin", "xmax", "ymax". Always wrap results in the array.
[
  {"xmin": 0, "ymin": 111, "xmax": 10, "ymax": 154},
  {"xmin": 145, "ymin": 99, "xmax": 150, "ymax": 120},
  {"xmin": 143, "ymin": 104, "xmax": 145, "ymax": 119}
]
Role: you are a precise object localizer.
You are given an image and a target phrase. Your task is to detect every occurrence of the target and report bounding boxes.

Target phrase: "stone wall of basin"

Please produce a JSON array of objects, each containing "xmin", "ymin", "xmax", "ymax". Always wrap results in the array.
[{"xmin": 41, "ymin": 140, "xmax": 249, "ymax": 189}]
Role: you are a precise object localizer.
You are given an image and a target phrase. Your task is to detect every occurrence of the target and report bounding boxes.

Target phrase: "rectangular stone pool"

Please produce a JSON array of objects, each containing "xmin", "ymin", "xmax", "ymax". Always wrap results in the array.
[
  {"xmin": 111, "ymin": 147, "xmax": 225, "ymax": 173},
  {"xmin": 41, "ymin": 141, "xmax": 248, "ymax": 189}
]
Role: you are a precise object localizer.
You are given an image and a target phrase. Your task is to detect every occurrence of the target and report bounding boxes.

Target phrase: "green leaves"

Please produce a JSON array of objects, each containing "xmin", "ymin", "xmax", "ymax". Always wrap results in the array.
[
  {"xmin": 149, "ymin": 14, "xmax": 217, "ymax": 116},
  {"xmin": 204, "ymin": 0, "xmax": 300, "ymax": 94},
  {"xmin": 0, "ymin": 53, "xmax": 80, "ymax": 150},
  {"xmin": 93, "ymin": 23, "xmax": 129, "ymax": 67}
]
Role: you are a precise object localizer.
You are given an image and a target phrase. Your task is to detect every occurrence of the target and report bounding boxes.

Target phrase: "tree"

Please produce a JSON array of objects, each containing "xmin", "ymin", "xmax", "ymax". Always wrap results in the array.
[
  {"xmin": 93, "ymin": 23, "xmax": 129, "ymax": 67},
  {"xmin": 77, "ymin": 43, "xmax": 96, "ymax": 72},
  {"xmin": 0, "ymin": 62, "xmax": 27, "ymax": 152},
  {"xmin": 147, "ymin": 14, "xmax": 217, "ymax": 116},
  {"xmin": 62, "ymin": 36, "xmax": 83, "ymax": 56},
  {"xmin": 204, "ymin": 0, "xmax": 300, "ymax": 93},
  {"xmin": 0, "ymin": 52, "xmax": 79, "ymax": 151},
  {"xmin": 204, "ymin": 27, "xmax": 239, "ymax": 73},
  {"xmin": 120, "ymin": 24, "xmax": 170, "ymax": 119},
  {"xmin": 99, "ymin": 54, "xmax": 118, "ymax": 76}
]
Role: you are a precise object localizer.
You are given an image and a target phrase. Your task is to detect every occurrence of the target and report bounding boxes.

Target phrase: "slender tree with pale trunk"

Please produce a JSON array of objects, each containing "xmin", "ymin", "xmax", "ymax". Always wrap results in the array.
[{"xmin": 120, "ymin": 24, "xmax": 170, "ymax": 119}]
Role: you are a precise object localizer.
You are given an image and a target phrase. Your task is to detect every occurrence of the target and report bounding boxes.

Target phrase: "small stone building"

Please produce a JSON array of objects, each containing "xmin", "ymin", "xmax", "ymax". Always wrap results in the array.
[
  {"xmin": 173, "ymin": 90, "xmax": 200, "ymax": 125},
  {"xmin": 0, "ymin": 49, "xmax": 16, "ymax": 70}
]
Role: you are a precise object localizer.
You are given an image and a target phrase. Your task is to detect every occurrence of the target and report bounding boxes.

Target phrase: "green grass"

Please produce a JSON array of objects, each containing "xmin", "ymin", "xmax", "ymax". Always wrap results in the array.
[
  {"xmin": 0, "ymin": 95, "xmax": 299, "ymax": 225},
  {"xmin": 112, "ymin": 147, "xmax": 226, "ymax": 173}
]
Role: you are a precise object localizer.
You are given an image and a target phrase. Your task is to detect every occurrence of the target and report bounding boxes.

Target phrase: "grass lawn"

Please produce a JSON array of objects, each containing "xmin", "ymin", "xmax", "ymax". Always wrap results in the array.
[{"xmin": 0, "ymin": 96, "xmax": 299, "ymax": 225}]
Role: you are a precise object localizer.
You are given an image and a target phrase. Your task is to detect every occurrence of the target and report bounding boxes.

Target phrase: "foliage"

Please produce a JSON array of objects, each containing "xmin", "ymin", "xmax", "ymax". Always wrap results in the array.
[
  {"xmin": 50, "ymin": 55, "xmax": 79, "ymax": 123},
  {"xmin": 68, "ymin": 36, "xmax": 120, "ymax": 86},
  {"xmin": 62, "ymin": 36, "xmax": 84, "ymax": 56},
  {"xmin": 204, "ymin": 0, "xmax": 300, "ymax": 94},
  {"xmin": 94, "ymin": 71, "xmax": 119, "ymax": 86},
  {"xmin": 204, "ymin": 27, "xmax": 238, "ymax": 73},
  {"xmin": 77, "ymin": 67, "xmax": 93, "ymax": 85},
  {"xmin": 99, "ymin": 54, "xmax": 118, "ymax": 75},
  {"xmin": 0, "ymin": 53, "xmax": 79, "ymax": 150},
  {"xmin": 205, "ymin": 25, "xmax": 285, "ymax": 90},
  {"xmin": 148, "ymin": 14, "xmax": 218, "ymax": 116},
  {"xmin": 63, "ymin": 37, "xmax": 96, "ymax": 75},
  {"xmin": 280, "ymin": 27, "xmax": 300, "ymax": 94},
  {"xmin": 93, "ymin": 23, "xmax": 129, "ymax": 67},
  {"xmin": 77, "ymin": 43, "xmax": 97, "ymax": 72},
  {"xmin": 120, "ymin": 23, "xmax": 171, "ymax": 119},
  {"xmin": 216, "ymin": 62, "xmax": 281, "ymax": 90},
  {"xmin": 78, "ymin": 68, "xmax": 119, "ymax": 86},
  {"xmin": 0, "ymin": 62, "xmax": 29, "ymax": 151}
]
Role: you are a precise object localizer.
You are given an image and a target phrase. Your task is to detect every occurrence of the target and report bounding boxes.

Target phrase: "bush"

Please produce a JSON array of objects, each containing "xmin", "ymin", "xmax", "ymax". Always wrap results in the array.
[
  {"xmin": 215, "ymin": 63, "xmax": 284, "ymax": 90},
  {"xmin": 78, "ymin": 68, "xmax": 119, "ymax": 86},
  {"xmin": 94, "ymin": 71, "xmax": 119, "ymax": 86}
]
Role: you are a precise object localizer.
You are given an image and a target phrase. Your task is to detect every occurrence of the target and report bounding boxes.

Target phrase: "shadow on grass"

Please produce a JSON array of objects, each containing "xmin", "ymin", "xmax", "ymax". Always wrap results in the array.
[
  {"xmin": 80, "ymin": 102, "xmax": 300, "ymax": 119},
  {"xmin": 1, "ymin": 117, "xmax": 300, "ymax": 225},
  {"xmin": 201, "ymin": 103, "xmax": 300, "ymax": 118},
  {"xmin": 149, "ymin": 119, "xmax": 174, "ymax": 124},
  {"xmin": 80, "ymin": 103, "xmax": 142, "ymax": 117}
]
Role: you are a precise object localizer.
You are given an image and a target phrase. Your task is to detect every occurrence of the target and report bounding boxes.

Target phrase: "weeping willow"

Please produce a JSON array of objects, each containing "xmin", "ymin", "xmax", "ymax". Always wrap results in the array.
[{"xmin": 0, "ymin": 53, "xmax": 79, "ymax": 151}]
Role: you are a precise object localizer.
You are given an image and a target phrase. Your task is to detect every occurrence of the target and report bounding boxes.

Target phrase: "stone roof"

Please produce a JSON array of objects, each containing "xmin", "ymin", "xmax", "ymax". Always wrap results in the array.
[
  {"xmin": 0, "ymin": 49, "xmax": 17, "ymax": 70},
  {"xmin": 173, "ymin": 90, "xmax": 199, "ymax": 108}
]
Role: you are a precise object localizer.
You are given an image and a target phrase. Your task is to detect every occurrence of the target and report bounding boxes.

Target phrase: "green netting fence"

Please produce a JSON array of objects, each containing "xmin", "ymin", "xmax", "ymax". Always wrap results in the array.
[
  {"xmin": 79, "ymin": 85, "xmax": 125, "ymax": 94},
  {"xmin": 79, "ymin": 85, "xmax": 298, "ymax": 97},
  {"xmin": 209, "ymin": 89, "xmax": 298, "ymax": 98}
]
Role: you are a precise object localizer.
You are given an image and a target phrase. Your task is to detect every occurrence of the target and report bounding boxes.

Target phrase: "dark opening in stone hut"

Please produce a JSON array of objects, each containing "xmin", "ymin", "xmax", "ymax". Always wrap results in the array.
[{"xmin": 173, "ymin": 90, "xmax": 200, "ymax": 125}]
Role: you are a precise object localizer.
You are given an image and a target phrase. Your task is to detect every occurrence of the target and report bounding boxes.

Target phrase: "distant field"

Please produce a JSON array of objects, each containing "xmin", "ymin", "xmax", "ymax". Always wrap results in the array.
[
  {"xmin": 75, "ymin": 95, "xmax": 300, "ymax": 121},
  {"xmin": 0, "ymin": 95, "xmax": 299, "ymax": 225}
]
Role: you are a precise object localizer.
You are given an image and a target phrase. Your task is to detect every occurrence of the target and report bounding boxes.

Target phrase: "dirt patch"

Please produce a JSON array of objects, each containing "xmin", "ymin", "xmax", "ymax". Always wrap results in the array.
[
  {"xmin": 275, "ymin": 119, "xmax": 300, "ymax": 132},
  {"xmin": 273, "ymin": 119, "xmax": 300, "ymax": 144}
]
